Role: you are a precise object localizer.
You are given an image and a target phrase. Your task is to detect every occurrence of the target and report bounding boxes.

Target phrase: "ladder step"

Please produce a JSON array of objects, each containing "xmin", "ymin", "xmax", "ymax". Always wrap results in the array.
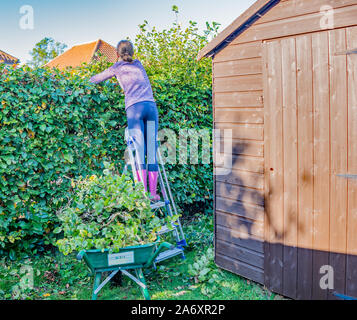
[
  {"xmin": 150, "ymin": 201, "xmax": 167, "ymax": 210},
  {"xmin": 157, "ymin": 224, "xmax": 177, "ymax": 235},
  {"xmin": 155, "ymin": 248, "xmax": 184, "ymax": 263}
]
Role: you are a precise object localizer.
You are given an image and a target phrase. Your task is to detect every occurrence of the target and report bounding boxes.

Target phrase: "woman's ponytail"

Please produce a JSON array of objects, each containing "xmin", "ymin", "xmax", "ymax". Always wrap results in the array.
[
  {"xmin": 122, "ymin": 53, "xmax": 133, "ymax": 63},
  {"xmin": 117, "ymin": 40, "xmax": 134, "ymax": 63}
]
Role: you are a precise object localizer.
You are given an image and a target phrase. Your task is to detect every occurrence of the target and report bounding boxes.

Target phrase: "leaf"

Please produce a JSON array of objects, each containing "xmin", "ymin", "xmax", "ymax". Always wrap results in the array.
[
  {"xmin": 63, "ymin": 153, "xmax": 74, "ymax": 163},
  {"xmin": 199, "ymin": 268, "xmax": 211, "ymax": 278},
  {"xmin": 53, "ymin": 227, "xmax": 62, "ymax": 234},
  {"xmin": 9, "ymin": 249, "xmax": 16, "ymax": 261}
]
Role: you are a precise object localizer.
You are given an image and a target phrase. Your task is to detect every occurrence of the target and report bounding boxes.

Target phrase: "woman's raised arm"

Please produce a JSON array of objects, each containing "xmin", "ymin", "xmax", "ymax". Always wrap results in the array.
[{"xmin": 89, "ymin": 66, "xmax": 116, "ymax": 84}]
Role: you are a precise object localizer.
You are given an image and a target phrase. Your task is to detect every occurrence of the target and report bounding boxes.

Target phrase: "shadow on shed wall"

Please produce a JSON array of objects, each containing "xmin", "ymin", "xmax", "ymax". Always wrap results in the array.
[{"xmin": 215, "ymin": 143, "xmax": 357, "ymax": 300}]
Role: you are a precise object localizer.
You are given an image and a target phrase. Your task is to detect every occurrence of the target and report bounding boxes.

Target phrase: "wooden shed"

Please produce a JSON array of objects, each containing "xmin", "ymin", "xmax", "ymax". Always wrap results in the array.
[{"xmin": 198, "ymin": 0, "xmax": 357, "ymax": 300}]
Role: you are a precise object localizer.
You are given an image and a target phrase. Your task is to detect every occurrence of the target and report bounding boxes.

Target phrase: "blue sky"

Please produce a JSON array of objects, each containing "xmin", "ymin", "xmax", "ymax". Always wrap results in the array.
[{"xmin": 1, "ymin": 0, "xmax": 255, "ymax": 64}]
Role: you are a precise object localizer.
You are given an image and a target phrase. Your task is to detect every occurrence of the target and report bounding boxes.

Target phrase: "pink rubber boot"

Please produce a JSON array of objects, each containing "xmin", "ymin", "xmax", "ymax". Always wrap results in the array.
[
  {"xmin": 148, "ymin": 171, "xmax": 160, "ymax": 201},
  {"xmin": 136, "ymin": 169, "xmax": 147, "ymax": 192}
]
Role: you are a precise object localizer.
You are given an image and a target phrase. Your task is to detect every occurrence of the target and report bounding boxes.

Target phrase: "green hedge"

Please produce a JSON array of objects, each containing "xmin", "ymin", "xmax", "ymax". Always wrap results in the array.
[{"xmin": 0, "ymin": 66, "xmax": 212, "ymax": 258}]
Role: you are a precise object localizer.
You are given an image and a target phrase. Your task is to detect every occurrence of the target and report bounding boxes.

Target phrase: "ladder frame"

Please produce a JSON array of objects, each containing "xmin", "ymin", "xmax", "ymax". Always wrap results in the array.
[{"xmin": 124, "ymin": 129, "xmax": 187, "ymax": 250}]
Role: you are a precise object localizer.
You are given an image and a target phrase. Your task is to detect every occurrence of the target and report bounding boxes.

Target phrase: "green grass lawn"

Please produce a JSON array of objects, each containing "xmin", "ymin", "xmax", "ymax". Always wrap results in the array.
[{"xmin": 0, "ymin": 215, "xmax": 282, "ymax": 300}]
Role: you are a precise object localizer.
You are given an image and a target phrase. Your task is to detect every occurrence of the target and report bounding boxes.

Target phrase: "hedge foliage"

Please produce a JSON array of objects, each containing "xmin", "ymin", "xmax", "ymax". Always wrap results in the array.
[
  {"xmin": 0, "ymin": 18, "xmax": 217, "ymax": 258},
  {"xmin": 56, "ymin": 165, "xmax": 178, "ymax": 256}
]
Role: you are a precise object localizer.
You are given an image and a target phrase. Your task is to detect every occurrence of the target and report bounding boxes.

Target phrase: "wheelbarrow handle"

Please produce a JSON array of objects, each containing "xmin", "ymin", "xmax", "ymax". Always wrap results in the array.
[
  {"xmin": 145, "ymin": 242, "xmax": 174, "ymax": 267},
  {"xmin": 77, "ymin": 250, "xmax": 86, "ymax": 261}
]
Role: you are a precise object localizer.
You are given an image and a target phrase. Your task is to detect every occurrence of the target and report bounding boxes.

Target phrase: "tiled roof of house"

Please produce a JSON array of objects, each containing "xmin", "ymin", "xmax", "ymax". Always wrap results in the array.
[
  {"xmin": 45, "ymin": 39, "xmax": 117, "ymax": 70},
  {"xmin": 0, "ymin": 50, "xmax": 20, "ymax": 65},
  {"xmin": 93, "ymin": 39, "xmax": 118, "ymax": 63}
]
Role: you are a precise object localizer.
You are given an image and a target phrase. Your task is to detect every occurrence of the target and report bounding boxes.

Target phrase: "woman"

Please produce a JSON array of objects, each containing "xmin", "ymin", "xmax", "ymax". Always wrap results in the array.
[{"xmin": 90, "ymin": 40, "xmax": 160, "ymax": 201}]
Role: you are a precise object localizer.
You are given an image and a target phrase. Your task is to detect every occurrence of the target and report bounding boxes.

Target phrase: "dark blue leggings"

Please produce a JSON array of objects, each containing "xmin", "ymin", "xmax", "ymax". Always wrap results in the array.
[{"xmin": 126, "ymin": 101, "xmax": 159, "ymax": 172}]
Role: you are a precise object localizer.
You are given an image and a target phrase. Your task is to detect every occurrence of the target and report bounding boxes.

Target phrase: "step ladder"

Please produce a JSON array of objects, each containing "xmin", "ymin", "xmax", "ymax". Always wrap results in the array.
[{"xmin": 124, "ymin": 129, "xmax": 187, "ymax": 264}]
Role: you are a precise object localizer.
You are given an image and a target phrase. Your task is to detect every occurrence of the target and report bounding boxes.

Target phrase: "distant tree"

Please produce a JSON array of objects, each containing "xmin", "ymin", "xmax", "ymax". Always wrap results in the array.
[
  {"xmin": 172, "ymin": 5, "xmax": 179, "ymax": 23},
  {"xmin": 28, "ymin": 37, "xmax": 67, "ymax": 68}
]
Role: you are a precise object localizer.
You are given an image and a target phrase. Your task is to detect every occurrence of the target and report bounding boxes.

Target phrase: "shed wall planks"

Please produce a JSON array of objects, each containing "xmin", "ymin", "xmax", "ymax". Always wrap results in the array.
[
  {"xmin": 215, "ymin": 108, "xmax": 264, "ymax": 124},
  {"xmin": 233, "ymin": 4, "xmax": 357, "ymax": 45},
  {"xmin": 346, "ymin": 26, "xmax": 357, "ymax": 298},
  {"xmin": 213, "ymin": 38, "xmax": 266, "ymax": 275},
  {"xmin": 215, "ymin": 91, "xmax": 263, "ymax": 108},
  {"xmin": 296, "ymin": 34, "xmax": 314, "ymax": 301},
  {"xmin": 214, "ymin": 41, "xmax": 262, "ymax": 62},
  {"xmin": 328, "ymin": 28, "xmax": 348, "ymax": 300},
  {"xmin": 281, "ymin": 37, "xmax": 298, "ymax": 300},
  {"xmin": 216, "ymin": 170, "xmax": 265, "ymax": 190},
  {"xmin": 216, "ymin": 210, "xmax": 264, "ymax": 238},
  {"xmin": 214, "ymin": 58, "xmax": 262, "ymax": 77},
  {"xmin": 311, "ymin": 31, "xmax": 330, "ymax": 300},
  {"xmin": 255, "ymin": 0, "xmax": 357, "ymax": 26},
  {"xmin": 263, "ymin": 39, "xmax": 284, "ymax": 294},
  {"xmin": 216, "ymin": 225, "xmax": 264, "ymax": 254},
  {"xmin": 216, "ymin": 253, "xmax": 265, "ymax": 284},
  {"xmin": 214, "ymin": 74, "xmax": 263, "ymax": 93}
]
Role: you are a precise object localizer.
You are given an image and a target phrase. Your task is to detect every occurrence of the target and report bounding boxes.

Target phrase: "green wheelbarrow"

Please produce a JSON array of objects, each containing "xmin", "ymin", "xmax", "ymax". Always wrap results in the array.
[{"xmin": 77, "ymin": 241, "xmax": 174, "ymax": 300}]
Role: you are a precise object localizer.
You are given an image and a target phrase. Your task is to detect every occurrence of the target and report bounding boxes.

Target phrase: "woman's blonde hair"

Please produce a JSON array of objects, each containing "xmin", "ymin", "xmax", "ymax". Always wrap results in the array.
[{"xmin": 117, "ymin": 40, "xmax": 134, "ymax": 63}]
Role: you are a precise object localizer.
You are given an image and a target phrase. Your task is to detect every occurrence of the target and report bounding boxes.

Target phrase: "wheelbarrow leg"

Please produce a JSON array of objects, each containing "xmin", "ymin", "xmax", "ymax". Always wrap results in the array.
[
  {"xmin": 92, "ymin": 272, "xmax": 102, "ymax": 300},
  {"xmin": 135, "ymin": 268, "xmax": 150, "ymax": 300}
]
